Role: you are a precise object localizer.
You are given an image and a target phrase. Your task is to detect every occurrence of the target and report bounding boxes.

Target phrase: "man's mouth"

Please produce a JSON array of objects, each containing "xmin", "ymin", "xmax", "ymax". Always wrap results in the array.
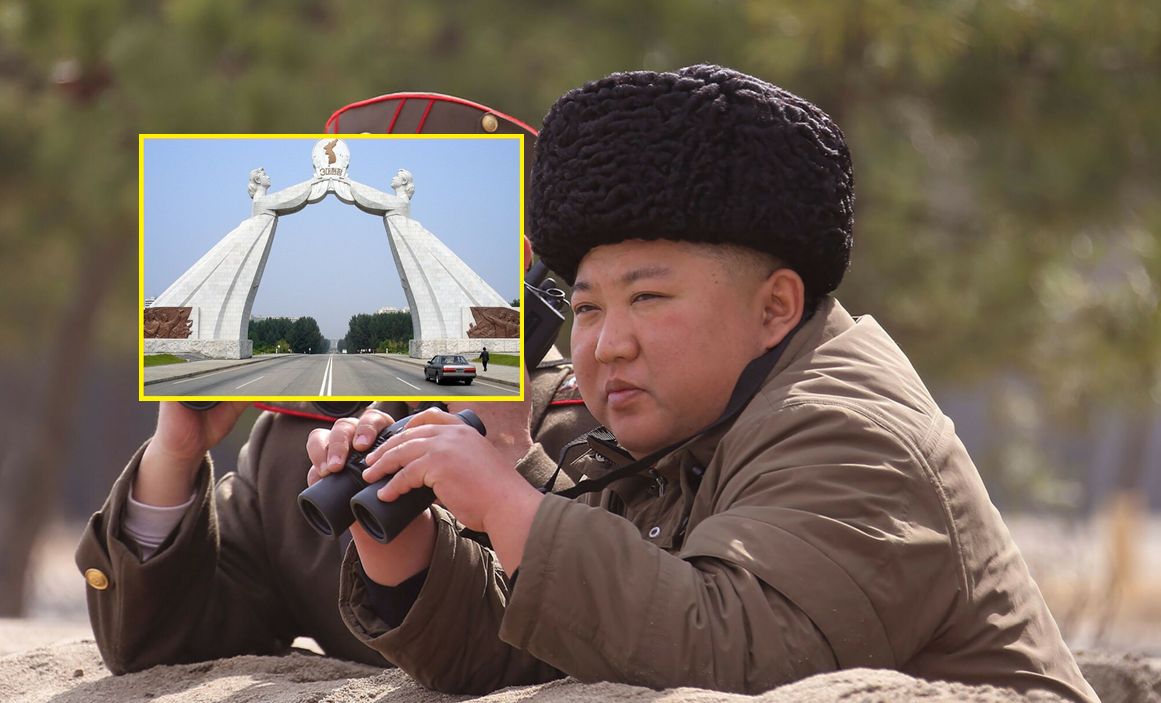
[{"xmin": 605, "ymin": 380, "xmax": 645, "ymax": 408}]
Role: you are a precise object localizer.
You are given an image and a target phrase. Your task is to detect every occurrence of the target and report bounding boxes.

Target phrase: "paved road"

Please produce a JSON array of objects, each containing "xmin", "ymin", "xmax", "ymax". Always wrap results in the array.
[{"xmin": 145, "ymin": 354, "xmax": 517, "ymax": 397}]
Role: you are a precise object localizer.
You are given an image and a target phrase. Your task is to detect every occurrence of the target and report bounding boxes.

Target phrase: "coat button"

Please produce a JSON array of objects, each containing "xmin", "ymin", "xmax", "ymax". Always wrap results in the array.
[
  {"xmin": 648, "ymin": 526, "xmax": 661, "ymax": 538},
  {"xmin": 84, "ymin": 568, "xmax": 109, "ymax": 590}
]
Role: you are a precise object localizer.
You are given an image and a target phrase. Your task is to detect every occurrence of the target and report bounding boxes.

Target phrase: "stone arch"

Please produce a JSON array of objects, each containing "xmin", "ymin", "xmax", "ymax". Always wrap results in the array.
[{"xmin": 144, "ymin": 139, "xmax": 515, "ymax": 359}]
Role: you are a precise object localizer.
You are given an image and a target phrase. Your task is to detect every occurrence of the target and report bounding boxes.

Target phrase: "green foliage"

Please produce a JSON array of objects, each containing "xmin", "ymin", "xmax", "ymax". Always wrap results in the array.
[
  {"xmin": 344, "ymin": 311, "xmax": 412, "ymax": 353},
  {"xmin": 376, "ymin": 339, "xmax": 409, "ymax": 354},
  {"xmin": 248, "ymin": 317, "xmax": 294, "ymax": 352},
  {"xmin": 249, "ymin": 315, "xmax": 325, "ymax": 353},
  {"xmin": 288, "ymin": 316, "xmax": 326, "ymax": 354}
]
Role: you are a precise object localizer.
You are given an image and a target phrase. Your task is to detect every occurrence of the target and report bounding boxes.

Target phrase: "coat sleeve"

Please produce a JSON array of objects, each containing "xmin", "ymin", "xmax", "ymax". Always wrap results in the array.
[
  {"xmin": 336, "ymin": 442, "xmax": 572, "ymax": 693},
  {"xmin": 338, "ymin": 505, "xmax": 565, "ymax": 694},
  {"xmin": 74, "ymin": 412, "xmax": 298, "ymax": 674},
  {"xmin": 334, "ymin": 445, "xmax": 573, "ymax": 696},
  {"xmin": 498, "ymin": 494, "xmax": 839, "ymax": 694}
]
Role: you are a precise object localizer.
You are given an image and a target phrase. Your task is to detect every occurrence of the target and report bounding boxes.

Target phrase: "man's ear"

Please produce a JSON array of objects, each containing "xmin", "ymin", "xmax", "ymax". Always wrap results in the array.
[{"xmin": 759, "ymin": 268, "xmax": 805, "ymax": 349}]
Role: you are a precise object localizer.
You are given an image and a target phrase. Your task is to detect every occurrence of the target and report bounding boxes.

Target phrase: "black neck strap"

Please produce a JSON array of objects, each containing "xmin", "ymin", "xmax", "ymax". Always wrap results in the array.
[{"xmin": 550, "ymin": 321, "xmax": 802, "ymax": 500}]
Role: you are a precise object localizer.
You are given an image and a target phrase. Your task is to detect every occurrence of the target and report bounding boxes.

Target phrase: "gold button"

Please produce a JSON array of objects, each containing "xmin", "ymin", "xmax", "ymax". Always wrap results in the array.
[
  {"xmin": 84, "ymin": 568, "xmax": 109, "ymax": 590},
  {"xmin": 481, "ymin": 114, "xmax": 499, "ymax": 133}
]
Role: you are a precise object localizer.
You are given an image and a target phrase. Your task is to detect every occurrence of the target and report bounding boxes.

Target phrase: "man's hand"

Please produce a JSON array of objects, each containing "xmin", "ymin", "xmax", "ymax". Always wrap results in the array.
[
  {"xmin": 361, "ymin": 400, "xmax": 542, "ymax": 575},
  {"xmin": 306, "ymin": 407, "xmax": 437, "ymax": 587},
  {"xmin": 446, "ymin": 396, "xmax": 533, "ymax": 469},
  {"xmin": 136, "ymin": 402, "xmax": 249, "ymax": 506}
]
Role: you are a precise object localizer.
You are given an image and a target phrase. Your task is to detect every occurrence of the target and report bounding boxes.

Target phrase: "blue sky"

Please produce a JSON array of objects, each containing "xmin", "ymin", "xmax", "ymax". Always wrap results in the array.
[{"xmin": 142, "ymin": 136, "xmax": 523, "ymax": 339}]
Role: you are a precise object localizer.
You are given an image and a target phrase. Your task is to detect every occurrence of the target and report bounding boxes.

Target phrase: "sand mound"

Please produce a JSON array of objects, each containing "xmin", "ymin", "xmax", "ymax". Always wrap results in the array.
[
  {"xmin": 0, "ymin": 639, "xmax": 1060, "ymax": 703},
  {"xmin": 1, "ymin": 630, "xmax": 1156, "ymax": 703},
  {"xmin": 1075, "ymin": 650, "xmax": 1161, "ymax": 703}
]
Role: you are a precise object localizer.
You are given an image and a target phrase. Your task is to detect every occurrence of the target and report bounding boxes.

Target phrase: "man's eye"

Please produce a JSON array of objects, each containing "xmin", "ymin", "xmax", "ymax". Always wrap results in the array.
[
  {"xmin": 632, "ymin": 292, "xmax": 661, "ymax": 303},
  {"xmin": 573, "ymin": 303, "xmax": 597, "ymax": 315}
]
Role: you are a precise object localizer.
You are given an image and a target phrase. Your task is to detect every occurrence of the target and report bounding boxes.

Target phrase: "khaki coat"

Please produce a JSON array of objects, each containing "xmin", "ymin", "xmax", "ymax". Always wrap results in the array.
[{"xmin": 338, "ymin": 299, "xmax": 1098, "ymax": 702}]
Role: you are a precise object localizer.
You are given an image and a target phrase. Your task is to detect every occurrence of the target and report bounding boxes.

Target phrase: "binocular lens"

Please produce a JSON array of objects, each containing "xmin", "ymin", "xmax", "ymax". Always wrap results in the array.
[
  {"xmin": 297, "ymin": 465, "xmax": 369, "ymax": 537},
  {"xmin": 299, "ymin": 500, "xmax": 334, "ymax": 537},
  {"xmin": 349, "ymin": 500, "xmax": 384, "ymax": 541},
  {"xmin": 179, "ymin": 400, "xmax": 220, "ymax": 410},
  {"xmin": 350, "ymin": 485, "xmax": 438, "ymax": 543}
]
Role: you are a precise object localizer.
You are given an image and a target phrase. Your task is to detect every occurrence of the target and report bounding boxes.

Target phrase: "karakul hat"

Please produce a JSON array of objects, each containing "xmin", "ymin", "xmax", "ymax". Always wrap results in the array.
[{"xmin": 529, "ymin": 64, "xmax": 854, "ymax": 304}]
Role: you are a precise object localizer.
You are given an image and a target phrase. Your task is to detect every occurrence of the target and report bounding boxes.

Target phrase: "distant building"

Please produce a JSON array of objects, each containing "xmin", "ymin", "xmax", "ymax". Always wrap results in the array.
[
  {"xmin": 377, "ymin": 306, "xmax": 410, "ymax": 315},
  {"xmin": 144, "ymin": 297, "xmax": 156, "ymax": 308}
]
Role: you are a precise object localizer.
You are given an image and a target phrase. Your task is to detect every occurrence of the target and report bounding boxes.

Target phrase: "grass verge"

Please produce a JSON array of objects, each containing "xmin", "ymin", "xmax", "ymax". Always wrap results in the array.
[
  {"xmin": 143, "ymin": 353, "xmax": 186, "ymax": 367},
  {"xmin": 473, "ymin": 353, "xmax": 519, "ymax": 367}
]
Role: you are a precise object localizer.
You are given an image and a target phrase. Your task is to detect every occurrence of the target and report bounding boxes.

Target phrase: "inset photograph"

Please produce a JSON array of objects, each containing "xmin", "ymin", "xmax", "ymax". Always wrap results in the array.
[{"xmin": 140, "ymin": 135, "xmax": 524, "ymax": 400}]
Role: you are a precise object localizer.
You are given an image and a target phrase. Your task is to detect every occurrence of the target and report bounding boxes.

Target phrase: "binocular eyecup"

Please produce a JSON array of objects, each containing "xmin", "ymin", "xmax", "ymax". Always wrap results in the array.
[{"xmin": 297, "ymin": 408, "xmax": 486, "ymax": 543}]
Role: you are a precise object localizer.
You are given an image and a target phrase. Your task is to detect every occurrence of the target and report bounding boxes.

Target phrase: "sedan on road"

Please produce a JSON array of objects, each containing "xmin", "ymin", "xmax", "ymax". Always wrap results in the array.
[{"xmin": 424, "ymin": 355, "xmax": 477, "ymax": 385}]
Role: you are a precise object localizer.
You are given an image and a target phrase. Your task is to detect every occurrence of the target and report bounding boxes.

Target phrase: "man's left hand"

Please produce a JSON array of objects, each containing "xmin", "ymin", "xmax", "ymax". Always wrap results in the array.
[{"xmin": 361, "ymin": 387, "xmax": 542, "ymax": 574}]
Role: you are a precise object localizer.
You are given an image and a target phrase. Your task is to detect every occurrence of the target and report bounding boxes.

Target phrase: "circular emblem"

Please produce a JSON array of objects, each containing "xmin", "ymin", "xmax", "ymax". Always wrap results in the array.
[
  {"xmin": 311, "ymin": 138, "xmax": 351, "ymax": 179},
  {"xmin": 84, "ymin": 568, "xmax": 110, "ymax": 590}
]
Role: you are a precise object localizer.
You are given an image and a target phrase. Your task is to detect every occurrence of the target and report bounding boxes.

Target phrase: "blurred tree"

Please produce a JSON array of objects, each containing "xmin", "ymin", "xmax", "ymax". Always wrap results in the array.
[{"xmin": 741, "ymin": 0, "xmax": 1160, "ymax": 506}]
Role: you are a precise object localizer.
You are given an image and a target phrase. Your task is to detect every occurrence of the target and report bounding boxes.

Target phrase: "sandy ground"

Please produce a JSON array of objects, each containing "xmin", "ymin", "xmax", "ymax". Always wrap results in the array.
[
  {"xmin": 3, "ymin": 622, "xmax": 1158, "ymax": 703},
  {"xmin": 0, "ymin": 622, "xmax": 1109, "ymax": 703},
  {"xmin": 8, "ymin": 517, "xmax": 1159, "ymax": 702}
]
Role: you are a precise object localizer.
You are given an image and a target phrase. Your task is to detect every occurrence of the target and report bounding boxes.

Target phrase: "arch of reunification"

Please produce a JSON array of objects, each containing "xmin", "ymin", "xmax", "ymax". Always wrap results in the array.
[{"xmin": 143, "ymin": 139, "xmax": 519, "ymax": 360}]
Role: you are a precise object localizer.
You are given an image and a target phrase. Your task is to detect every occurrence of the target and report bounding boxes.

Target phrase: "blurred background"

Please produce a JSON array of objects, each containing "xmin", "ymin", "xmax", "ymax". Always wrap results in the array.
[{"xmin": 0, "ymin": 0, "xmax": 1157, "ymax": 655}]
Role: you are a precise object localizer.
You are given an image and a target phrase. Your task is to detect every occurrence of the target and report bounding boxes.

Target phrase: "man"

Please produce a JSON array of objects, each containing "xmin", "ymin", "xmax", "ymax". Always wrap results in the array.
[
  {"xmin": 74, "ymin": 382, "xmax": 594, "ymax": 673},
  {"xmin": 313, "ymin": 65, "xmax": 1097, "ymax": 701},
  {"xmin": 480, "ymin": 346, "xmax": 490, "ymax": 372}
]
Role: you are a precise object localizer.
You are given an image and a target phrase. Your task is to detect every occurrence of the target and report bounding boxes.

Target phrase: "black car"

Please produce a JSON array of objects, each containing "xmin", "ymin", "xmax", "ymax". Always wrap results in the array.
[{"xmin": 424, "ymin": 355, "xmax": 477, "ymax": 384}]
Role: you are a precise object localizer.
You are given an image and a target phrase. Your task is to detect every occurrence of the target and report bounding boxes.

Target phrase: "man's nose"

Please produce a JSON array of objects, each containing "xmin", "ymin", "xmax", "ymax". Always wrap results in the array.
[{"xmin": 593, "ymin": 309, "xmax": 639, "ymax": 363}]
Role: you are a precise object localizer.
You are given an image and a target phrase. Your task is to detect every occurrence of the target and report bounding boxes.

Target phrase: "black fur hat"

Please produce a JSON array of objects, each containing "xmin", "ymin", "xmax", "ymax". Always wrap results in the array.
[{"xmin": 529, "ymin": 64, "xmax": 854, "ymax": 304}]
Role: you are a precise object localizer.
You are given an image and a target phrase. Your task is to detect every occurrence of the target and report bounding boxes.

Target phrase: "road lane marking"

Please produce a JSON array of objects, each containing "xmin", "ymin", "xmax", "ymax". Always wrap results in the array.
[
  {"xmin": 318, "ymin": 354, "xmax": 334, "ymax": 395},
  {"xmin": 235, "ymin": 376, "xmax": 265, "ymax": 389},
  {"xmin": 167, "ymin": 356, "xmax": 300, "ymax": 385},
  {"xmin": 171, "ymin": 367, "xmax": 244, "ymax": 384},
  {"xmin": 472, "ymin": 380, "xmax": 519, "ymax": 393},
  {"xmin": 394, "ymin": 377, "xmax": 420, "ymax": 390}
]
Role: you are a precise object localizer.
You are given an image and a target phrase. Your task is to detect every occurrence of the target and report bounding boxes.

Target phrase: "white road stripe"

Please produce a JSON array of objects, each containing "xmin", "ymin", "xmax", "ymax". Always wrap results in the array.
[
  {"xmin": 394, "ymin": 377, "xmax": 421, "ymax": 390},
  {"xmin": 472, "ymin": 380, "xmax": 518, "ymax": 393},
  {"xmin": 172, "ymin": 367, "xmax": 243, "ymax": 384},
  {"xmin": 235, "ymin": 376, "xmax": 265, "ymax": 389},
  {"xmin": 168, "ymin": 355, "xmax": 298, "ymax": 385},
  {"xmin": 318, "ymin": 355, "xmax": 334, "ymax": 395}
]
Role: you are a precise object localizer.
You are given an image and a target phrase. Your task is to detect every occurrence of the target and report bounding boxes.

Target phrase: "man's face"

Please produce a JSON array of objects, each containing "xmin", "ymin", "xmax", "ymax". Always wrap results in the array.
[
  {"xmin": 570, "ymin": 239, "xmax": 774, "ymax": 458},
  {"xmin": 391, "ymin": 171, "xmax": 405, "ymax": 189}
]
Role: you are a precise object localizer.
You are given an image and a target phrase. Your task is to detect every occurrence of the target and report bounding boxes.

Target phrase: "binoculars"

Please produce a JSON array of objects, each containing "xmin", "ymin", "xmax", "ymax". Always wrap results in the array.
[{"xmin": 297, "ymin": 408, "xmax": 486, "ymax": 543}]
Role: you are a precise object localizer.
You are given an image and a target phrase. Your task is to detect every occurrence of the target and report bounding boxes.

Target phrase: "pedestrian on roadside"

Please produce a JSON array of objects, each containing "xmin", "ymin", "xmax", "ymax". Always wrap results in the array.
[{"xmin": 480, "ymin": 346, "xmax": 490, "ymax": 372}]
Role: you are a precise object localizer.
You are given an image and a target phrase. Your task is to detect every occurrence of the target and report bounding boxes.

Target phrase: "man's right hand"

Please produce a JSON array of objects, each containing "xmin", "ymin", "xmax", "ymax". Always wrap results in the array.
[
  {"xmin": 135, "ymin": 402, "xmax": 250, "ymax": 506},
  {"xmin": 306, "ymin": 407, "xmax": 437, "ymax": 587}
]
